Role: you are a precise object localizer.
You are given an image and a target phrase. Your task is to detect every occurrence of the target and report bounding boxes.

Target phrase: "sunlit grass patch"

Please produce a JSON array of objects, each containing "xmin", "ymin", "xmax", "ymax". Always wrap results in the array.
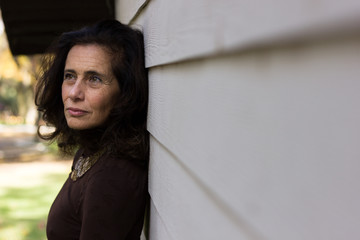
[{"xmin": 0, "ymin": 166, "xmax": 69, "ymax": 240}]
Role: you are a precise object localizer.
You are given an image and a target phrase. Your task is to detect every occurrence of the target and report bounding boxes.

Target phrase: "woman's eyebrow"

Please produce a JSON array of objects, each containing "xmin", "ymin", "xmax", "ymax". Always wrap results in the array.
[
  {"xmin": 64, "ymin": 69, "xmax": 76, "ymax": 73},
  {"xmin": 63, "ymin": 69, "xmax": 107, "ymax": 78},
  {"xmin": 84, "ymin": 70, "xmax": 106, "ymax": 77}
]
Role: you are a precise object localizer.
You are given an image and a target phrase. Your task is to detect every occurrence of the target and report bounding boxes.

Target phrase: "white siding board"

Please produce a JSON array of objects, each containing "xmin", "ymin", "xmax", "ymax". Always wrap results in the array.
[
  {"xmin": 134, "ymin": 0, "xmax": 360, "ymax": 67},
  {"xmin": 115, "ymin": 0, "xmax": 149, "ymax": 24},
  {"xmin": 149, "ymin": 200, "xmax": 174, "ymax": 240},
  {"xmin": 147, "ymin": 38, "xmax": 360, "ymax": 239},
  {"xmin": 149, "ymin": 136, "xmax": 252, "ymax": 240}
]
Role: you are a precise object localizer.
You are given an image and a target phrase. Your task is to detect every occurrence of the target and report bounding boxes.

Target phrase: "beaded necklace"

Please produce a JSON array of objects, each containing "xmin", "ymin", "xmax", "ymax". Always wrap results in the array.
[{"xmin": 70, "ymin": 149, "xmax": 105, "ymax": 181}]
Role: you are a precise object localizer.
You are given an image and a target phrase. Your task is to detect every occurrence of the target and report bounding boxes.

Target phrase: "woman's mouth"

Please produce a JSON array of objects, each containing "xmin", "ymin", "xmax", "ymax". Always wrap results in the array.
[{"xmin": 66, "ymin": 107, "xmax": 89, "ymax": 117}]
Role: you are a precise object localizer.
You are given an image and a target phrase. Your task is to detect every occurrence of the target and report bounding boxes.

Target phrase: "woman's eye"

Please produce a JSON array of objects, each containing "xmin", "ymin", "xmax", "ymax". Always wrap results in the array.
[
  {"xmin": 89, "ymin": 75, "xmax": 102, "ymax": 83},
  {"xmin": 64, "ymin": 73, "xmax": 75, "ymax": 80}
]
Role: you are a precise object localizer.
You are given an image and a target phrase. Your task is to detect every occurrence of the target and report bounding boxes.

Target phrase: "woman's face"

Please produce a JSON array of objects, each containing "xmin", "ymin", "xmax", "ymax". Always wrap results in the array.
[{"xmin": 62, "ymin": 44, "xmax": 120, "ymax": 130}]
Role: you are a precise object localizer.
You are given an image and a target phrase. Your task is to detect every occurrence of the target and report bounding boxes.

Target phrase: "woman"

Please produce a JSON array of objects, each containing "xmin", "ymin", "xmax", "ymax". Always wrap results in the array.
[{"xmin": 35, "ymin": 19, "xmax": 149, "ymax": 239}]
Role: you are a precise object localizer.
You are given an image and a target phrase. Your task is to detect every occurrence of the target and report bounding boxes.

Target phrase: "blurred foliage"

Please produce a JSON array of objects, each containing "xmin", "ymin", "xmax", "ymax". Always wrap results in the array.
[
  {"xmin": 0, "ymin": 21, "xmax": 41, "ymax": 125},
  {"xmin": 0, "ymin": 79, "xmax": 20, "ymax": 116}
]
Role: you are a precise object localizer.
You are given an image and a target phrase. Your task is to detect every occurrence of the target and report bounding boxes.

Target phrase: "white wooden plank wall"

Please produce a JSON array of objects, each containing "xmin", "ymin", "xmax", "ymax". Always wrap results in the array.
[
  {"xmin": 147, "ymin": 39, "xmax": 360, "ymax": 240},
  {"xmin": 116, "ymin": 0, "xmax": 148, "ymax": 24},
  {"xmin": 116, "ymin": 0, "xmax": 360, "ymax": 239},
  {"xmin": 118, "ymin": 0, "xmax": 360, "ymax": 67}
]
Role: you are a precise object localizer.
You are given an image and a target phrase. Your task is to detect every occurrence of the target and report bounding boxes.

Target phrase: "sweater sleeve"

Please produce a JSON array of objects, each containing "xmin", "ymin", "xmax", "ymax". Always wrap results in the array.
[{"xmin": 79, "ymin": 165, "xmax": 146, "ymax": 240}]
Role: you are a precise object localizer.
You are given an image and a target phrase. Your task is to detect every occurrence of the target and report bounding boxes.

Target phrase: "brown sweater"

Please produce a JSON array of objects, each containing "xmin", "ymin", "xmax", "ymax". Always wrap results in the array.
[{"xmin": 46, "ymin": 150, "xmax": 148, "ymax": 240}]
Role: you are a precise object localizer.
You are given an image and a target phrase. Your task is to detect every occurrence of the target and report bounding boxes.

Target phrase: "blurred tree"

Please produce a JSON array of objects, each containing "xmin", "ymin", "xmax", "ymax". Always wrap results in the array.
[{"xmin": 0, "ymin": 17, "xmax": 40, "ymax": 125}]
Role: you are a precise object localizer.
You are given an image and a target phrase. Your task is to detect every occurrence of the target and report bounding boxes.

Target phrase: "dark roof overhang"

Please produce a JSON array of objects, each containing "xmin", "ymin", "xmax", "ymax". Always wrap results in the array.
[{"xmin": 0, "ymin": 0, "xmax": 115, "ymax": 56}]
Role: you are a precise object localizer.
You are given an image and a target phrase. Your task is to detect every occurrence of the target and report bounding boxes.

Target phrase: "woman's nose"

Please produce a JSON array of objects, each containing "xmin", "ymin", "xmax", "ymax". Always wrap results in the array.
[{"xmin": 68, "ymin": 80, "xmax": 85, "ymax": 101}]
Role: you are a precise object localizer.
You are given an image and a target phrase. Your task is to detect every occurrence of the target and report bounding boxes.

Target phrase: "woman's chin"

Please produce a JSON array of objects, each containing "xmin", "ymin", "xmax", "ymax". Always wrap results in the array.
[{"xmin": 66, "ymin": 120, "xmax": 91, "ymax": 130}]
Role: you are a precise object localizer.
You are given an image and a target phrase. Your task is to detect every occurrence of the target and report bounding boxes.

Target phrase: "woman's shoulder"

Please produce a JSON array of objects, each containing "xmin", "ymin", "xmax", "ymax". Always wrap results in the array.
[
  {"xmin": 90, "ymin": 152, "xmax": 147, "ymax": 188},
  {"xmin": 100, "ymin": 152, "xmax": 147, "ymax": 172}
]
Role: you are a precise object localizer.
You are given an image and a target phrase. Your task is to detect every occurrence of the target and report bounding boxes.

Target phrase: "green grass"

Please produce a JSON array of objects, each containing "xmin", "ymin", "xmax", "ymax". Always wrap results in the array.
[{"xmin": 0, "ymin": 172, "xmax": 68, "ymax": 240}]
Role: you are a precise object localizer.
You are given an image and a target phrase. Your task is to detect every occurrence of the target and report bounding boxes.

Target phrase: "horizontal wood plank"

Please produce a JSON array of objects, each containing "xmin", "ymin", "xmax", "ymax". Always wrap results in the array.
[
  {"xmin": 147, "ymin": 38, "xmax": 360, "ymax": 239},
  {"xmin": 132, "ymin": 0, "xmax": 360, "ymax": 67},
  {"xmin": 115, "ymin": 0, "xmax": 149, "ymax": 24},
  {"xmin": 149, "ymin": 200, "xmax": 174, "ymax": 240},
  {"xmin": 149, "ymin": 136, "xmax": 252, "ymax": 239}
]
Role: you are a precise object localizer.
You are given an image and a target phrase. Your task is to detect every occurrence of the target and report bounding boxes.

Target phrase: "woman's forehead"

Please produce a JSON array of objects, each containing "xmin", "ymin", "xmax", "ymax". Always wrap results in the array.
[{"xmin": 65, "ymin": 44, "xmax": 113, "ymax": 74}]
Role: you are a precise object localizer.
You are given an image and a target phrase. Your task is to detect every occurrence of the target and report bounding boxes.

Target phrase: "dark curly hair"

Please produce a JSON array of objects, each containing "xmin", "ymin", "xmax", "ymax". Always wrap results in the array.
[{"xmin": 35, "ymin": 20, "xmax": 149, "ymax": 166}]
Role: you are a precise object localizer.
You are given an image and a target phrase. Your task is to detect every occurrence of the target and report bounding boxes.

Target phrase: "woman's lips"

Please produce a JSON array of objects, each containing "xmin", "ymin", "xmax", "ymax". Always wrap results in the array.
[{"xmin": 66, "ymin": 107, "xmax": 89, "ymax": 117}]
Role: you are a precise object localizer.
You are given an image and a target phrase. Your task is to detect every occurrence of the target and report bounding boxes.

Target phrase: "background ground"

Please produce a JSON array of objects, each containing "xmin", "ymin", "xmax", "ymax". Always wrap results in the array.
[{"xmin": 0, "ymin": 124, "xmax": 71, "ymax": 240}]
